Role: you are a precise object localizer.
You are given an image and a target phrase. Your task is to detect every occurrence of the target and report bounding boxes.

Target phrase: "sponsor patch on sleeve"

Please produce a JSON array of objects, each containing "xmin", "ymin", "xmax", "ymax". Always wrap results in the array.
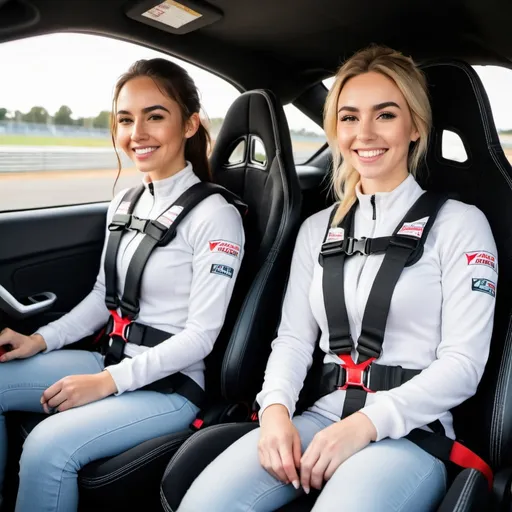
[
  {"xmin": 325, "ymin": 227, "xmax": 344, "ymax": 243},
  {"xmin": 396, "ymin": 216, "xmax": 429, "ymax": 239},
  {"xmin": 210, "ymin": 264, "xmax": 234, "ymax": 279},
  {"xmin": 465, "ymin": 251, "xmax": 498, "ymax": 274},
  {"xmin": 472, "ymin": 278, "xmax": 496, "ymax": 297},
  {"xmin": 158, "ymin": 205, "xmax": 184, "ymax": 228},
  {"xmin": 209, "ymin": 240, "xmax": 241, "ymax": 258}
]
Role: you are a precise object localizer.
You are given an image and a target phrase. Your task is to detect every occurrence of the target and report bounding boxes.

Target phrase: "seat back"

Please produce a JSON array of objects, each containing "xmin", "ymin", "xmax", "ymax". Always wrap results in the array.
[
  {"xmin": 419, "ymin": 61, "xmax": 512, "ymax": 470},
  {"xmin": 206, "ymin": 89, "xmax": 302, "ymax": 404}
]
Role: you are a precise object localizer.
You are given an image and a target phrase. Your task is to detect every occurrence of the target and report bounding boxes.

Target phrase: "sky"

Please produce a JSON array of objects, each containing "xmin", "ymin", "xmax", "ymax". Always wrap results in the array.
[{"xmin": 1, "ymin": 33, "xmax": 512, "ymax": 133}]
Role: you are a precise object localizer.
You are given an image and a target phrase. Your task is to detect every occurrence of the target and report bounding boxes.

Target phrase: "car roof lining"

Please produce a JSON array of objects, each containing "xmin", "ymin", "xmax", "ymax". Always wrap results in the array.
[{"xmin": 1, "ymin": 0, "xmax": 512, "ymax": 104}]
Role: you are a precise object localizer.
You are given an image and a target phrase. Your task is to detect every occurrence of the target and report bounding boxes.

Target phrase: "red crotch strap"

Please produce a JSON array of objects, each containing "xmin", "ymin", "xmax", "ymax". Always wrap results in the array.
[
  {"xmin": 108, "ymin": 310, "xmax": 132, "ymax": 342},
  {"xmin": 450, "ymin": 441, "xmax": 493, "ymax": 489},
  {"xmin": 338, "ymin": 354, "xmax": 375, "ymax": 393}
]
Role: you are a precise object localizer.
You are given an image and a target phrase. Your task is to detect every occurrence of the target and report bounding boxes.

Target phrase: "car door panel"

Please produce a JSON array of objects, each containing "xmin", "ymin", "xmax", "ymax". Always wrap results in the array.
[{"xmin": 0, "ymin": 203, "xmax": 107, "ymax": 332}]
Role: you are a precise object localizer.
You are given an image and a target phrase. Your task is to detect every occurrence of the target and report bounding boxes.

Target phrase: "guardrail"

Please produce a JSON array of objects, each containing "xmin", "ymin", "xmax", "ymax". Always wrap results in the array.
[
  {"xmin": 0, "ymin": 138, "xmax": 510, "ymax": 173},
  {"xmin": 0, "ymin": 147, "xmax": 131, "ymax": 173}
]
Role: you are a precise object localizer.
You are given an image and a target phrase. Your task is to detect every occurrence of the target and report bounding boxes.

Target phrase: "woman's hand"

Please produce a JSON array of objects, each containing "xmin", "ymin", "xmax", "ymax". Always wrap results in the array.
[
  {"xmin": 258, "ymin": 404, "xmax": 302, "ymax": 489},
  {"xmin": 0, "ymin": 328, "xmax": 47, "ymax": 362},
  {"xmin": 300, "ymin": 412, "xmax": 377, "ymax": 493},
  {"xmin": 41, "ymin": 371, "xmax": 118, "ymax": 413}
]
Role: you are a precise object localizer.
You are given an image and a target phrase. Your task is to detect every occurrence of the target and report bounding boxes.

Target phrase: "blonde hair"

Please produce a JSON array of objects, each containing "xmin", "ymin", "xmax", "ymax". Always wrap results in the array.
[{"xmin": 324, "ymin": 46, "xmax": 431, "ymax": 226}]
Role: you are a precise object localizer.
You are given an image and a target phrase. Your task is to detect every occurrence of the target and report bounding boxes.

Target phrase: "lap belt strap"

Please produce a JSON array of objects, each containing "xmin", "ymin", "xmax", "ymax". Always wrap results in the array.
[
  {"xmin": 312, "ymin": 358, "xmax": 421, "ymax": 402},
  {"xmin": 101, "ymin": 315, "xmax": 206, "ymax": 408},
  {"xmin": 405, "ymin": 430, "xmax": 493, "ymax": 489}
]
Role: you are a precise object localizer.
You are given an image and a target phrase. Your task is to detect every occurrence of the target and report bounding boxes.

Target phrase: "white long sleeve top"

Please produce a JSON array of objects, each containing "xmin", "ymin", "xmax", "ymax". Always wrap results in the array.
[
  {"xmin": 256, "ymin": 174, "xmax": 497, "ymax": 441},
  {"xmin": 36, "ymin": 162, "xmax": 245, "ymax": 395}
]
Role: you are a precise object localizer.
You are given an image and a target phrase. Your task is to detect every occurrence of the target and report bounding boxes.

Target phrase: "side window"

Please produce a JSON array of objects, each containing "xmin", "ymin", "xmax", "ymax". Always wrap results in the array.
[
  {"xmin": 474, "ymin": 65, "xmax": 512, "ymax": 164},
  {"xmin": 0, "ymin": 33, "xmax": 239, "ymax": 212},
  {"xmin": 284, "ymin": 105, "xmax": 326, "ymax": 165}
]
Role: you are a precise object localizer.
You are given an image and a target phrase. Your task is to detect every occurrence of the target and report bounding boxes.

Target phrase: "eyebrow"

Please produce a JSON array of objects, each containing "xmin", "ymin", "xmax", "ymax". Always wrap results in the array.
[
  {"xmin": 337, "ymin": 101, "xmax": 401, "ymax": 113},
  {"xmin": 117, "ymin": 105, "xmax": 170, "ymax": 115}
]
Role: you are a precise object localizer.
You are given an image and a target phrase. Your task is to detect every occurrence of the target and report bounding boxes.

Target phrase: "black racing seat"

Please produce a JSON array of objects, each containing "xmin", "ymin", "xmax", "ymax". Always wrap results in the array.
[
  {"xmin": 160, "ymin": 62, "xmax": 512, "ymax": 512},
  {"xmin": 3, "ymin": 89, "xmax": 302, "ymax": 512}
]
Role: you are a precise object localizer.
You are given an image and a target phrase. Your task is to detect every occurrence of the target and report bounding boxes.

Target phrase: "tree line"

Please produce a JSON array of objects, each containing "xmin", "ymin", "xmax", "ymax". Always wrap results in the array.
[{"xmin": 0, "ymin": 106, "xmax": 111, "ymax": 129}]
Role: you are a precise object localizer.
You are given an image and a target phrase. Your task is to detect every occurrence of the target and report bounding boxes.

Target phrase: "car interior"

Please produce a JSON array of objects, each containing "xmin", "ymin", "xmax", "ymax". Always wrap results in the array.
[{"xmin": 1, "ymin": 0, "xmax": 512, "ymax": 511}]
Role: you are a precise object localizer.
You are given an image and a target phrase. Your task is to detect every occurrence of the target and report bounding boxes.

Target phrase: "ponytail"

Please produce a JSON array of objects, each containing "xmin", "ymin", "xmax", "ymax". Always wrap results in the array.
[{"xmin": 185, "ymin": 122, "xmax": 212, "ymax": 182}]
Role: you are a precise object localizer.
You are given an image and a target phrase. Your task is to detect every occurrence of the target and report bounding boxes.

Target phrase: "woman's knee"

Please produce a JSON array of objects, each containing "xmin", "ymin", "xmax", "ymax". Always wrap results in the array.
[{"xmin": 20, "ymin": 415, "xmax": 79, "ymax": 478}]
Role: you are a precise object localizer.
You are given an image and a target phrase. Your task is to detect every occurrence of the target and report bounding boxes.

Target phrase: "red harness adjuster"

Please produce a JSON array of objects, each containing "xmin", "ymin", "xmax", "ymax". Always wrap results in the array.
[
  {"xmin": 450, "ymin": 441, "xmax": 494, "ymax": 489},
  {"xmin": 338, "ymin": 354, "xmax": 375, "ymax": 393},
  {"xmin": 108, "ymin": 310, "xmax": 132, "ymax": 342}
]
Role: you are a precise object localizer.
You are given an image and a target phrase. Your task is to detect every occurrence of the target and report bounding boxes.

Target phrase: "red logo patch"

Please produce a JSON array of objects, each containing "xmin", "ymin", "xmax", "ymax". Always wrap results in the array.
[
  {"xmin": 465, "ymin": 251, "xmax": 498, "ymax": 273},
  {"xmin": 209, "ymin": 240, "xmax": 241, "ymax": 258}
]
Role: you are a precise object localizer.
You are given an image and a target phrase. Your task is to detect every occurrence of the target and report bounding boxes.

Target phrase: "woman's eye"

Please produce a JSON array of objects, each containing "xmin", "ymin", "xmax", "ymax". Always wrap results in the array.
[
  {"xmin": 118, "ymin": 117, "xmax": 132, "ymax": 124},
  {"xmin": 340, "ymin": 115, "xmax": 357, "ymax": 122},
  {"xmin": 149, "ymin": 114, "xmax": 164, "ymax": 121},
  {"xmin": 378, "ymin": 112, "xmax": 396, "ymax": 120}
]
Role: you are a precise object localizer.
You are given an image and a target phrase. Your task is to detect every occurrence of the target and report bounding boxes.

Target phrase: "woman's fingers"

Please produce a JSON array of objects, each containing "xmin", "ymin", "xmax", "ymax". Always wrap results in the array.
[{"xmin": 278, "ymin": 444, "xmax": 300, "ymax": 488}]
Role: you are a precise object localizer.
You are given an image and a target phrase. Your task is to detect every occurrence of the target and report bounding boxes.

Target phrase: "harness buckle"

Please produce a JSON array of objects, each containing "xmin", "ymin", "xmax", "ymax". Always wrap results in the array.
[
  {"xmin": 128, "ymin": 216, "xmax": 149, "ymax": 233},
  {"xmin": 108, "ymin": 310, "xmax": 132, "ymax": 342},
  {"xmin": 108, "ymin": 214, "xmax": 131, "ymax": 231},
  {"xmin": 344, "ymin": 237, "xmax": 369, "ymax": 256},
  {"xmin": 145, "ymin": 220, "xmax": 168, "ymax": 243},
  {"xmin": 338, "ymin": 354, "xmax": 375, "ymax": 393},
  {"xmin": 320, "ymin": 240, "xmax": 344, "ymax": 258}
]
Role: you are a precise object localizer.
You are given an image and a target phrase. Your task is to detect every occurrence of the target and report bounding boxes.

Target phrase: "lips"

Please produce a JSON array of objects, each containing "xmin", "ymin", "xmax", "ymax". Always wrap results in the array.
[
  {"xmin": 353, "ymin": 148, "xmax": 388, "ymax": 163},
  {"xmin": 132, "ymin": 146, "xmax": 158, "ymax": 155}
]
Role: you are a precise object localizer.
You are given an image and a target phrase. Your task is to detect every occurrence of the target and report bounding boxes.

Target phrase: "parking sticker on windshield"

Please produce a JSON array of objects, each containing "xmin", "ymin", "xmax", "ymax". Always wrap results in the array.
[
  {"xmin": 472, "ymin": 278, "xmax": 496, "ymax": 298},
  {"xmin": 396, "ymin": 217, "xmax": 429, "ymax": 239},
  {"xmin": 210, "ymin": 264, "xmax": 234, "ymax": 279},
  {"xmin": 465, "ymin": 251, "xmax": 498, "ymax": 274},
  {"xmin": 142, "ymin": 1, "xmax": 202, "ymax": 29}
]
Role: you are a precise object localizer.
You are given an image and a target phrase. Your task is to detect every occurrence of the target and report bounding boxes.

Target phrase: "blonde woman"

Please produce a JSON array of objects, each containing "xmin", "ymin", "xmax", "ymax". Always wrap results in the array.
[{"xmin": 177, "ymin": 46, "xmax": 497, "ymax": 512}]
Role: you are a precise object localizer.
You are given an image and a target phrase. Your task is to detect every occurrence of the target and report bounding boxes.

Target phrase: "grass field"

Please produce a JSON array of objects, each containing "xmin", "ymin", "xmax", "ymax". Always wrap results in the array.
[{"xmin": 0, "ymin": 135, "xmax": 112, "ymax": 147}]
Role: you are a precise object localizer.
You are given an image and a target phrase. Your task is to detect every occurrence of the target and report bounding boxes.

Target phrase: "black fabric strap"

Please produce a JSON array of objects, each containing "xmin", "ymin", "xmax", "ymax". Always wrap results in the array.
[
  {"xmin": 127, "ymin": 322, "xmax": 171, "ymax": 348},
  {"xmin": 357, "ymin": 191, "xmax": 449, "ymax": 362},
  {"xmin": 321, "ymin": 205, "xmax": 355, "ymax": 355},
  {"xmin": 104, "ymin": 185, "xmax": 145, "ymax": 310},
  {"xmin": 120, "ymin": 182, "xmax": 247, "ymax": 318}
]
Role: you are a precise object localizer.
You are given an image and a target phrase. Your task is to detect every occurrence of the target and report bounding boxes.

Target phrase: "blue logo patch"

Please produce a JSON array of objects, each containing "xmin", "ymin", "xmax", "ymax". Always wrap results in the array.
[
  {"xmin": 472, "ymin": 278, "xmax": 496, "ymax": 297},
  {"xmin": 210, "ymin": 264, "xmax": 234, "ymax": 279}
]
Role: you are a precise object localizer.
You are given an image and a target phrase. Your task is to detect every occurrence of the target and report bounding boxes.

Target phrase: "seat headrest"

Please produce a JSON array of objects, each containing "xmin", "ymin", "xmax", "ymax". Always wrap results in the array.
[
  {"xmin": 210, "ymin": 89, "xmax": 295, "ymax": 174},
  {"xmin": 420, "ymin": 61, "xmax": 511, "ymax": 202}
]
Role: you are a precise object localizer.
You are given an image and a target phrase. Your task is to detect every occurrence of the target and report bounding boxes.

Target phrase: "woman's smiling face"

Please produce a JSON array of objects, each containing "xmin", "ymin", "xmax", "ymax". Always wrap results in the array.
[
  {"xmin": 336, "ymin": 71, "xmax": 420, "ymax": 192},
  {"xmin": 115, "ymin": 76, "xmax": 195, "ymax": 181}
]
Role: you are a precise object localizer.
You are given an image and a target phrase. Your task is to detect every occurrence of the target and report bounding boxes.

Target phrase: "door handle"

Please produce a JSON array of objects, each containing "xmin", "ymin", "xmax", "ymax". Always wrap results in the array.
[{"xmin": 0, "ymin": 285, "xmax": 57, "ymax": 319}]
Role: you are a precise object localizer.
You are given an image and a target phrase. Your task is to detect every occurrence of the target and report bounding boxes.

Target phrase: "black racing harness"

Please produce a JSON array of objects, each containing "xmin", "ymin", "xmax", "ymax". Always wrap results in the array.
[
  {"xmin": 96, "ymin": 181, "xmax": 247, "ymax": 409},
  {"xmin": 301, "ymin": 191, "xmax": 493, "ymax": 487}
]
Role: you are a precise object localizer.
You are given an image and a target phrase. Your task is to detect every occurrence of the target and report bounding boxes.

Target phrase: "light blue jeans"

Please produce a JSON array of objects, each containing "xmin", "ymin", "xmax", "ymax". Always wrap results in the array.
[
  {"xmin": 0, "ymin": 349, "xmax": 199, "ymax": 512},
  {"xmin": 178, "ymin": 411, "xmax": 447, "ymax": 512}
]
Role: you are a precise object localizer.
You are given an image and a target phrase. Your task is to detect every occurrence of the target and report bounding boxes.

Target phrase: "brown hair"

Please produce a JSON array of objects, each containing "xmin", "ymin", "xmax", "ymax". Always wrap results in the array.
[
  {"xmin": 324, "ymin": 46, "xmax": 431, "ymax": 225},
  {"xmin": 111, "ymin": 58, "xmax": 212, "ymax": 188}
]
